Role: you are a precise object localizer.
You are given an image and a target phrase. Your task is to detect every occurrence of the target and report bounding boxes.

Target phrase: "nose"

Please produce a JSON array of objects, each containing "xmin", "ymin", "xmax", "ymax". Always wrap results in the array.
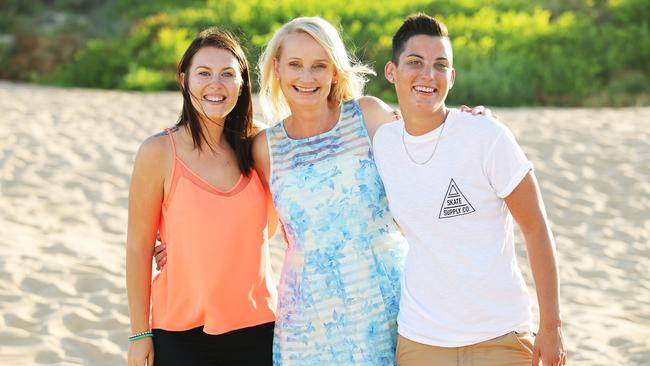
[
  {"xmin": 210, "ymin": 75, "xmax": 224, "ymax": 85},
  {"xmin": 300, "ymin": 68, "xmax": 315, "ymax": 81},
  {"xmin": 422, "ymin": 65, "xmax": 436, "ymax": 79}
]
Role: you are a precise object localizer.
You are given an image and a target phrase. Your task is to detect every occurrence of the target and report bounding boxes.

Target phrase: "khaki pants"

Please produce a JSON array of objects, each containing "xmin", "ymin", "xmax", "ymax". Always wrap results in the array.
[{"xmin": 396, "ymin": 332, "xmax": 534, "ymax": 366}]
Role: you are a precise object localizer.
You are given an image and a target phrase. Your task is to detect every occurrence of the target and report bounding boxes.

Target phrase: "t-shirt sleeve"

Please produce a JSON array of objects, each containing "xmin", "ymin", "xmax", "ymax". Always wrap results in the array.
[
  {"xmin": 371, "ymin": 124, "xmax": 389, "ymax": 181},
  {"xmin": 483, "ymin": 126, "xmax": 533, "ymax": 198}
]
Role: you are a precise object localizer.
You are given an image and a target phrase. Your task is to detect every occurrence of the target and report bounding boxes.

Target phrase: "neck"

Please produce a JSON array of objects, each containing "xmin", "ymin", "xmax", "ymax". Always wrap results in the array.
[
  {"xmin": 402, "ymin": 105, "xmax": 448, "ymax": 136},
  {"xmin": 285, "ymin": 100, "xmax": 340, "ymax": 138},
  {"xmin": 192, "ymin": 116, "xmax": 228, "ymax": 149}
]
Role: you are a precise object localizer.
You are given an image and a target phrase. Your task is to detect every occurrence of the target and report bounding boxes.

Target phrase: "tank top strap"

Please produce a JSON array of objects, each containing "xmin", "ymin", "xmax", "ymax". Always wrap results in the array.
[
  {"xmin": 164, "ymin": 128, "xmax": 178, "ymax": 157},
  {"xmin": 265, "ymin": 122, "xmax": 286, "ymax": 186},
  {"xmin": 162, "ymin": 128, "xmax": 180, "ymax": 207}
]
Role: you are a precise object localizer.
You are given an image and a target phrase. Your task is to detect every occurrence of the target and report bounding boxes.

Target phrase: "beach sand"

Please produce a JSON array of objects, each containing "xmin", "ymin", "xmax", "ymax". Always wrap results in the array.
[{"xmin": 0, "ymin": 81, "xmax": 648, "ymax": 365}]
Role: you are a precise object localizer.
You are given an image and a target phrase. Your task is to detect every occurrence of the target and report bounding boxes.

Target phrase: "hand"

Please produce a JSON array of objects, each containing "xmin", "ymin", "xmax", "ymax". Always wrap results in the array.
[
  {"xmin": 128, "ymin": 337, "xmax": 154, "ymax": 366},
  {"xmin": 153, "ymin": 241, "xmax": 167, "ymax": 271},
  {"xmin": 533, "ymin": 325, "xmax": 566, "ymax": 366},
  {"xmin": 458, "ymin": 105, "xmax": 496, "ymax": 119}
]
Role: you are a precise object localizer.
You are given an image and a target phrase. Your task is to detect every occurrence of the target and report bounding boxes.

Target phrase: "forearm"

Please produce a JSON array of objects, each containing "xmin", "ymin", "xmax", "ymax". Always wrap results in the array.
[
  {"xmin": 523, "ymin": 225, "xmax": 561, "ymax": 329},
  {"xmin": 126, "ymin": 245, "xmax": 154, "ymax": 333}
]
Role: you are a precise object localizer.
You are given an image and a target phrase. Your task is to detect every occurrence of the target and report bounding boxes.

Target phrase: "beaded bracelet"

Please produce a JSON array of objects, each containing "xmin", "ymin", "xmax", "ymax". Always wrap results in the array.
[{"xmin": 128, "ymin": 331, "xmax": 153, "ymax": 342}]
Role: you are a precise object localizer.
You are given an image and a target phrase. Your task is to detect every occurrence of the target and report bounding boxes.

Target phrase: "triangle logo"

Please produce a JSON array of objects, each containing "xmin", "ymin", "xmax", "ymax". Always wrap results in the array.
[{"xmin": 438, "ymin": 179, "xmax": 476, "ymax": 219}]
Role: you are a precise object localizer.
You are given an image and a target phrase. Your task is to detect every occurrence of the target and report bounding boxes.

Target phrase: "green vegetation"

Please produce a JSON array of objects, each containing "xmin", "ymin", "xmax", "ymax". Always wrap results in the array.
[{"xmin": 2, "ymin": 0, "xmax": 648, "ymax": 106}]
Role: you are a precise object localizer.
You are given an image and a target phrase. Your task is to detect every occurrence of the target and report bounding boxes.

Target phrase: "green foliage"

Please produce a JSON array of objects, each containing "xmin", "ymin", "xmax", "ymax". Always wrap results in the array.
[{"xmin": 4, "ymin": 0, "xmax": 650, "ymax": 105}]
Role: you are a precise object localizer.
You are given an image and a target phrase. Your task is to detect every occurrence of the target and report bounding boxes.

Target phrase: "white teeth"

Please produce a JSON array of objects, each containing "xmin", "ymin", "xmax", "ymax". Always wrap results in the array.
[
  {"xmin": 205, "ymin": 96, "xmax": 225, "ymax": 102},
  {"xmin": 295, "ymin": 86, "xmax": 318, "ymax": 92},
  {"xmin": 414, "ymin": 86, "xmax": 435, "ymax": 93}
]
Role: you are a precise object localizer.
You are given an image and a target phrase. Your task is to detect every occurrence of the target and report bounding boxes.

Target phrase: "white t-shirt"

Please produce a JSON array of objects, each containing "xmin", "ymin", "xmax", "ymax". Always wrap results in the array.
[{"xmin": 373, "ymin": 109, "xmax": 533, "ymax": 347}]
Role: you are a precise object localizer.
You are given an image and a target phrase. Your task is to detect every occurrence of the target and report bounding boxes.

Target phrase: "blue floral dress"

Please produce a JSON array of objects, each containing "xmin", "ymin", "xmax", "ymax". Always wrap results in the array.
[{"xmin": 267, "ymin": 99, "xmax": 407, "ymax": 365}]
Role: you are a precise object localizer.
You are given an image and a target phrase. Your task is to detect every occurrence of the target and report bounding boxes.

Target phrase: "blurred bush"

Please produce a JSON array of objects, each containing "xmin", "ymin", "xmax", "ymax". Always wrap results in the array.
[{"xmin": 1, "ymin": 0, "xmax": 648, "ymax": 106}]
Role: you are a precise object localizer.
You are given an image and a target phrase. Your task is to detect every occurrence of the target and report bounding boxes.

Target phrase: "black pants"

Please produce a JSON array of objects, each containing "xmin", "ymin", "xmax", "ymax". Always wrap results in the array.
[{"xmin": 153, "ymin": 322, "xmax": 274, "ymax": 366}]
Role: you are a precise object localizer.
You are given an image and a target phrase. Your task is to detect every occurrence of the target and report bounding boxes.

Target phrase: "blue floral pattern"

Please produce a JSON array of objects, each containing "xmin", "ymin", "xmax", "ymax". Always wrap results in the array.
[{"xmin": 267, "ymin": 99, "xmax": 407, "ymax": 365}]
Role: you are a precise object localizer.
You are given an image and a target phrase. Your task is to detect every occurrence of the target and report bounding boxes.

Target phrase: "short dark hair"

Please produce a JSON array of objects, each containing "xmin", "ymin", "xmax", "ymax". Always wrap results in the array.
[
  {"xmin": 392, "ymin": 13, "xmax": 449, "ymax": 63},
  {"xmin": 177, "ymin": 27, "xmax": 254, "ymax": 175}
]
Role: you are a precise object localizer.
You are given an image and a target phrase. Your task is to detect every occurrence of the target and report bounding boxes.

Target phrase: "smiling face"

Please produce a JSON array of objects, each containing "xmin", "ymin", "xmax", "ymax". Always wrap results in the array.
[
  {"xmin": 386, "ymin": 35, "xmax": 455, "ymax": 116},
  {"xmin": 273, "ymin": 32, "xmax": 336, "ymax": 109},
  {"xmin": 181, "ymin": 46, "xmax": 243, "ymax": 124}
]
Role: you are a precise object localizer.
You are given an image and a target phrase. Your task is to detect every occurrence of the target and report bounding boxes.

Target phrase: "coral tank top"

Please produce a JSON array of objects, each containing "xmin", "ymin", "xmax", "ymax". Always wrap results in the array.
[{"xmin": 151, "ymin": 129, "xmax": 277, "ymax": 334}]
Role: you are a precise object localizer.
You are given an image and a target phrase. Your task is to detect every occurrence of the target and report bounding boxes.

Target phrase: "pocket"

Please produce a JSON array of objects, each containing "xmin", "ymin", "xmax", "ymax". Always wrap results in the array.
[{"xmin": 509, "ymin": 331, "xmax": 534, "ymax": 354}]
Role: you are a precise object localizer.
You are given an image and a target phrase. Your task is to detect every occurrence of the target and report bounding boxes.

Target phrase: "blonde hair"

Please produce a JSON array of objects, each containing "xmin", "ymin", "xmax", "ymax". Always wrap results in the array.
[{"xmin": 258, "ymin": 16, "xmax": 375, "ymax": 122}]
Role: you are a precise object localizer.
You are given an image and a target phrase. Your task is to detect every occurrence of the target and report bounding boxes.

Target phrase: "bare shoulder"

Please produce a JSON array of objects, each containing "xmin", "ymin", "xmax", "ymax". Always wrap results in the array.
[
  {"xmin": 252, "ymin": 128, "xmax": 269, "ymax": 152},
  {"xmin": 252, "ymin": 128, "xmax": 271, "ymax": 182},
  {"xmin": 133, "ymin": 131, "xmax": 172, "ymax": 175},
  {"xmin": 139, "ymin": 132, "xmax": 168, "ymax": 156}
]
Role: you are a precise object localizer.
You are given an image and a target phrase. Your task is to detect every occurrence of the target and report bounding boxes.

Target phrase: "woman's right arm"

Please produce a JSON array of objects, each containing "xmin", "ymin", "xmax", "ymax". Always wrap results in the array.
[{"xmin": 126, "ymin": 135, "xmax": 167, "ymax": 365}]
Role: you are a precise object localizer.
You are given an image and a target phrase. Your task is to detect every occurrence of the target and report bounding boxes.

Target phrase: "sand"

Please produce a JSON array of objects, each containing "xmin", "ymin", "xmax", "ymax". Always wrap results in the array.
[{"xmin": 0, "ymin": 81, "xmax": 648, "ymax": 365}]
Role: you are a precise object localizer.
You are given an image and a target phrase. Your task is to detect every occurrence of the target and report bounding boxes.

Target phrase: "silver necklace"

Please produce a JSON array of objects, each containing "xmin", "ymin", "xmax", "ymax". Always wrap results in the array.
[{"xmin": 401, "ymin": 111, "xmax": 449, "ymax": 165}]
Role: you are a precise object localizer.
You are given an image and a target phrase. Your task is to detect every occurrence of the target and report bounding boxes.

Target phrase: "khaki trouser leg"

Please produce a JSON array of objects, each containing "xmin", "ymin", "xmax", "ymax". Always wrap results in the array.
[{"xmin": 396, "ymin": 332, "xmax": 534, "ymax": 366}]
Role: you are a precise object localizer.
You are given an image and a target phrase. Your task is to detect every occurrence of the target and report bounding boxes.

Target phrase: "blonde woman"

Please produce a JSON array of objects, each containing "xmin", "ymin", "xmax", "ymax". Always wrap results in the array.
[{"xmin": 253, "ymin": 17, "xmax": 408, "ymax": 365}]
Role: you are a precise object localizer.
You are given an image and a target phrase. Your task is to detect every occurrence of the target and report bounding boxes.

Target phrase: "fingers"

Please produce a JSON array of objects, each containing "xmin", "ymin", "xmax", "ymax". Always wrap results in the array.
[
  {"xmin": 541, "ymin": 354, "xmax": 563, "ymax": 366},
  {"xmin": 153, "ymin": 244, "xmax": 167, "ymax": 271},
  {"xmin": 158, "ymin": 256, "xmax": 166, "ymax": 270},
  {"xmin": 153, "ymin": 244, "xmax": 165, "ymax": 256},
  {"xmin": 471, "ymin": 105, "xmax": 486, "ymax": 115},
  {"xmin": 458, "ymin": 104, "xmax": 470, "ymax": 112},
  {"xmin": 532, "ymin": 347, "xmax": 541, "ymax": 366}
]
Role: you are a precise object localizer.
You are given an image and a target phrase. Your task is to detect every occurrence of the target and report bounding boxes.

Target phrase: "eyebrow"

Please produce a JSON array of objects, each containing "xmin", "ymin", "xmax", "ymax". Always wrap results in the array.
[
  {"xmin": 405, "ymin": 53, "xmax": 449, "ymax": 61},
  {"xmin": 286, "ymin": 57, "xmax": 330, "ymax": 62},
  {"xmin": 194, "ymin": 65, "xmax": 236, "ymax": 71}
]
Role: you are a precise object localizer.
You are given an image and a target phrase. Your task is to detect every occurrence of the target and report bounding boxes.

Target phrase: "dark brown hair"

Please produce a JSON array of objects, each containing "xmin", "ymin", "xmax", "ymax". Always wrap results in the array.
[
  {"xmin": 392, "ymin": 13, "xmax": 449, "ymax": 63},
  {"xmin": 176, "ymin": 27, "xmax": 254, "ymax": 175}
]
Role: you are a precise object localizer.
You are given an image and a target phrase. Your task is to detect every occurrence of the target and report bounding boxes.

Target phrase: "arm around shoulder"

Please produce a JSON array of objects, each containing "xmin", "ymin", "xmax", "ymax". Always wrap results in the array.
[{"xmin": 358, "ymin": 96, "xmax": 400, "ymax": 142}]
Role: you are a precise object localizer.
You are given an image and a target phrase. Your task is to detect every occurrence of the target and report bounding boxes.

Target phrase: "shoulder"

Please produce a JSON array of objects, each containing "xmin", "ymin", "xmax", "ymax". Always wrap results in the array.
[
  {"xmin": 449, "ymin": 109, "xmax": 508, "ymax": 139},
  {"xmin": 252, "ymin": 127, "xmax": 271, "ymax": 182},
  {"xmin": 136, "ymin": 131, "xmax": 170, "ymax": 161},
  {"xmin": 252, "ymin": 128, "xmax": 269, "ymax": 152},
  {"xmin": 131, "ymin": 131, "xmax": 172, "ymax": 181}
]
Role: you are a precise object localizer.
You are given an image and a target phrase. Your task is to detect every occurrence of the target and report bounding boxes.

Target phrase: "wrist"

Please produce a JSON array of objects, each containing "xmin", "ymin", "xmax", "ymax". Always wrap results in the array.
[
  {"xmin": 128, "ymin": 330, "xmax": 153, "ymax": 342},
  {"xmin": 538, "ymin": 317, "xmax": 562, "ymax": 331}
]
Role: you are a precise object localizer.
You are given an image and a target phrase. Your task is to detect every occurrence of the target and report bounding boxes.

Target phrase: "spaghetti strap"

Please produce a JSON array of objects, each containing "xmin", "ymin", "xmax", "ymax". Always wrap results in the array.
[{"xmin": 165, "ymin": 128, "xmax": 177, "ymax": 157}]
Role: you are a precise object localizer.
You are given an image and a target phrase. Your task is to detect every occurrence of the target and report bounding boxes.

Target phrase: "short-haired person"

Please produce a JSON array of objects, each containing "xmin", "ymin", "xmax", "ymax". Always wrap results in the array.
[{"xmin": 373, "ymin": 14, "xmax": 566, "ymax": 366}]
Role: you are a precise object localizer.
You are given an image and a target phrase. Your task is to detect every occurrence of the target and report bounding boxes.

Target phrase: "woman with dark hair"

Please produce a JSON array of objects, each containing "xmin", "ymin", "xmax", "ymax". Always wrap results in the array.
[{"xmin": 126, "ymin": 27, "xmax": 277, "ymax": 366}]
